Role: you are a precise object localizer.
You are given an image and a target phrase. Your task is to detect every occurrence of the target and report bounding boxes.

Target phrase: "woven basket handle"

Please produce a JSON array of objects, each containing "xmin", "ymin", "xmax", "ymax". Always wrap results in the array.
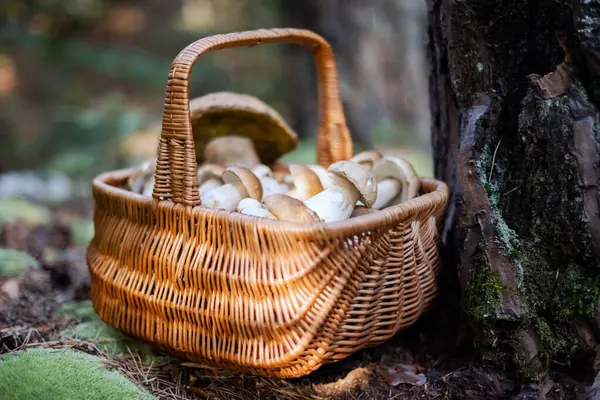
[{"xmin": 152, "ymin": 28, "xmax": 352, "ymax": 206}]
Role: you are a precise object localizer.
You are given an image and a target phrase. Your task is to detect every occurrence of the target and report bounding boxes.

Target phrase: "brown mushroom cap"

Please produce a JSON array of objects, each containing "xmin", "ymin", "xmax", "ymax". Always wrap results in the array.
[
  {"xmin": 190, "ymin": 91, "xmax": 298, "ymax": 165},
  {"xmin": 222, "ymin": 166, "xmax": 263, "ymax": 201},
  {"xmin": 262, "ymin": 194, "xmax": 321, "ymax": 223},
  {"xmin": 328, "ymin": 161, "xmax": 378, "ymax": 207},
  {"xmin": 350, "ymin": 150, "xmax": 384, "ymax": 169},
  {"xmin": 197, "ymin": 163, "xmax": 225, "ymax": 183},
  {"xmin": 289, "ymin": 164, "xmax": 324, "ymax": 201},
  {"xmin": 372, "ymin": 157, "xmax": 420, "ymax": 202}
]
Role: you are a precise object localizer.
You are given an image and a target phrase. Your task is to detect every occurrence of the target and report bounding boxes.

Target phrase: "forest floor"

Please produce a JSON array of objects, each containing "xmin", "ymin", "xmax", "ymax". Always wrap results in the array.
[{"xmin": 0, "ymin": 195, "xmax": 585, "ymax": 400}]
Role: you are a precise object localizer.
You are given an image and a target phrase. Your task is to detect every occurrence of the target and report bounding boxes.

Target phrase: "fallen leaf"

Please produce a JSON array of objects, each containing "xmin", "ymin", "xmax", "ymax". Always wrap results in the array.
[{"xmin": 378, "ymin": 363, "xmax": 427, "ymax": 387}]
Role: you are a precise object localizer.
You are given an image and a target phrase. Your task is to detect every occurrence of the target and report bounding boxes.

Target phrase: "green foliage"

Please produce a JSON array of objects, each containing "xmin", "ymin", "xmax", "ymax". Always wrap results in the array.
[
  {"xmin": 69, "ymin": 217, "xmax": 94, "ymax": 247},
  {"xmin": 0, "ymin": 348, "xmax": 156, "ymax": 400},
  {"xmin": 0, "ymin": 197, "xmax": 52, "ymax": 227},
  {"xmin": 58, "ymin": 301, "xmax": 161, "ymax": 362},
  {"xmin": 56, "ymin": 300, "xmax": 98, "ymax": 321},
  {"xmin": 0, "ymin": 248, "xmax": 40, "ymax": 279}
]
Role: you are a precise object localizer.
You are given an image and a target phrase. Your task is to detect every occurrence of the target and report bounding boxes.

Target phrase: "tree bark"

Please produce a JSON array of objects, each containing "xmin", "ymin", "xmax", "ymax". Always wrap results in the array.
[{"xmin": 429, "ymin": 0, "xmax": 600, "ymax": 378}]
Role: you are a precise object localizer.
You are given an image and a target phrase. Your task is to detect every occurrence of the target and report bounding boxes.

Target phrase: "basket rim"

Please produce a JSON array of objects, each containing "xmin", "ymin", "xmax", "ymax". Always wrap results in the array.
[{"xmin": 92, "ymin": 167, "xmax": 449, "ymax": 236}]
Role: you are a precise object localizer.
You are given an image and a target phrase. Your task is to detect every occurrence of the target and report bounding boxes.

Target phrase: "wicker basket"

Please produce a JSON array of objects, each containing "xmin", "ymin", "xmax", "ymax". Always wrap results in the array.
[{"xmin": 87, "ymin": 28, "xmax": 449, "ymax": 378}]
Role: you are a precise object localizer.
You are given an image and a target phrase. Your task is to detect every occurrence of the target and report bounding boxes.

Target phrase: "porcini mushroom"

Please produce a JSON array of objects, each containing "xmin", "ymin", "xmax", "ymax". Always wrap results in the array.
[
  {"xmin": 262, "ymin": 194, "xmax": 321, "ymax": 223},
  {"xmin": 190, "ymin": 91, "xmax": 298, "ymax": 166},
  {"xmin": 371, "ymin": 156, "xmax": 420, "ymax": 209},
  {"xmin": 351, "ymin": 206, "xmax": 378, "ymax": 218},
  {"xmin": 200, "ymin": 166, "xmax": 262, "ymax": 210},
  {"xmin": 236, "ymin": 198, "xmax": 276, "ymax": 219},
  {"xmin": 304, "ymin": 161, "xmax": 377, "ymax": 222},
  {"xmin": 197, "ymin": 164, "xmax": 225, "ymax": 196},
  {"xmin": 250, "ymin": 164, "xmax": 287, "ymax": 198},
  {"xmin": 307, "ymin": 165, "xmax": 334, "ymax": 189},
  {"xmin": 203, "ymin": 136, "xmax": 261, "ymax": 169},
  {"xmin": 286, "ymin": 164, "xmax": 324, "ymax": 201},
  {"xmin": 350, "ymin": 150, "xmax": 383, "ymax": 169},
  {"xmin": 127, "ymin": 158, "xmax": 155, "ymax": 196}
]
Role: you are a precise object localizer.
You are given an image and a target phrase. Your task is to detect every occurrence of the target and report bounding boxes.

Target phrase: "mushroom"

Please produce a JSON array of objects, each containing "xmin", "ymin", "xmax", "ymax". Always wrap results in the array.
[
  {"xmin": 350, "ymin": 150, "xmax": 383, "ymax": 169},
  {"xmin": 237, "ymin": 198, "xmax": 262, "ymax": 212},
  {"xmin": 200, "ymin": 166, "xmax": 262, "ymax": 210},
  {"xmin": 304, "ymin": 161, "xmax": 377, "ymax": 222},
  {"xmin": 286, "ymin": 164, "xmax": 324, "ymax": 201},
  {"xmin": 262, "ymin": 194, "xmax": 321, "ymax": 223},
  {"xmin": 250, "ymin": 164, "xmax": 287, "ymax": 198},
  {"xmin": 236, "ymin": 198, "xmax": 276, "ymax": 219},
  {"xmin": 203, "ymin": 136, "xmax": 261, "ymax": 169},
  {"xmin": 271, "ymin": 163, "xmax": 290, "ymax": 184},
  {"xmin": 190, "ymin": 91, "xmax": 298, "ymax": 166},
  {"xmin": 307, "ymin": 165, "xmax": 334, "ymax": 189},
  {"xmin": 127, "ymin": 158, "xmax": 155, "ymax": 196},
  {"xmin": 371, "ymin": 156, "xmax": 421, "ymax": 209},
  {"xmin": 351, "ymin": 206, "xmax": 378, "ymax": 218},
  {"xmin": 197, "ymin": 164, "xmax": 225, "ymax": 196}
]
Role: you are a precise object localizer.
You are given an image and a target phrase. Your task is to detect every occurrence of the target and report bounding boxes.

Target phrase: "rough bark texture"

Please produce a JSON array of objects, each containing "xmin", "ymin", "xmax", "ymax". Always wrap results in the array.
[{"xmin": 429, "ymin": 0, "xmax": 600, "ymax": 379}]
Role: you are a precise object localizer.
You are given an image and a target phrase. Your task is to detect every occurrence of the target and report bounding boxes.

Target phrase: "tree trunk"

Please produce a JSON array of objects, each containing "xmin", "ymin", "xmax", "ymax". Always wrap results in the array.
[{"xmin": 429, "ymin": 0, "xmax": 600, "ymax": 379}]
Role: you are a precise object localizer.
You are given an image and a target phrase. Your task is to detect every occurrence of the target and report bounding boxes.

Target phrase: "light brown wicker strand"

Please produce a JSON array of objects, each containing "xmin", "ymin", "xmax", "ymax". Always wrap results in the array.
[{"xmin": 153, "ymin": 28, "xmax": 353, "ymax": 206}]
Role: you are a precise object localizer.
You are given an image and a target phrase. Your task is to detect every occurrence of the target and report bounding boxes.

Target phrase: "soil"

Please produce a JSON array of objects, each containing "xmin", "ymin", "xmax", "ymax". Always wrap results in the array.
[{"xmin": 0, "ymin": 202, "xmax": 589, "ymax": 399}]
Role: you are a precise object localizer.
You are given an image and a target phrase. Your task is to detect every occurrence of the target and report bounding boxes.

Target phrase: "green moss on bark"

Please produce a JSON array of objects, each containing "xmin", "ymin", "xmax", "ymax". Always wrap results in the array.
[{"xmin": 464, "ymin": 263, "xmax": 504, "ymax": 322}]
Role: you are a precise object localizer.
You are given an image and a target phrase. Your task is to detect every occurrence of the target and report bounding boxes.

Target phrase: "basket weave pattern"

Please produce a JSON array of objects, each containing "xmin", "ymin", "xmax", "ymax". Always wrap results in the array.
[{"xmin": 87, "ymin": 28, "xmax": 448, "ymax": 378}]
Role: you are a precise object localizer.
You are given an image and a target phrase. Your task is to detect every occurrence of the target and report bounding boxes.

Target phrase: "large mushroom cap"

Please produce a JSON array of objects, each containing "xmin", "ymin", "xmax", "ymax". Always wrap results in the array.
[
  {"xmin": 262, "ymin": 194, "xmax": 321, "ymax": 223},
  {"xmin": 222, "ymin": 166, "xmax": 263, "ymax": 201},
  {"xmin": 190, "ymin": 91, "xmax": 298, "ymax": 165},
  {"xmin": 328, "ymin": 161, "xmax": 378, "ymax": 207},
  {"xmin": 372, "ymin": 156, "xmax": 420, "ymax": 202}
]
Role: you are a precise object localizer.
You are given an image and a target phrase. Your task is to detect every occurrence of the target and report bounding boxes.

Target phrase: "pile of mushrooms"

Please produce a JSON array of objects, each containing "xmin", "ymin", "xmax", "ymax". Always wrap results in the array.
[
  {"xmin": 126, "ymin": 91, "xmax": 422, "ymax": 223},
  {"xmin": 128, "ymin": 144, "xmax": 421, "ymax": 223}
]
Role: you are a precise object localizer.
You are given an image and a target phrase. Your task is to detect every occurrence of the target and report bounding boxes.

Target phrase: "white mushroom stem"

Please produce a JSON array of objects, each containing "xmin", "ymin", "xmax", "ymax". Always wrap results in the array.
[
  {"xmin": 372, "ymin": 179, "xmax": 402, "ymax": 209},
  {"xmin": 240, "ymin": 207, "xmax": 276, "ymax": 219},
  {"xmin": 252, "ymin": 164, "xmax": 272, "ymax": 178},
  {"xmin": 260, "ymin": 176, "xmax": 286, "ymax": 198},
  {"xmin": 201, "ymin": 184, "xmax": 244, "ymax": 210},
  {"xmin": 304, "ymin": 175, "xmax": 361, "ymax": 222},
  {"xmin": 237, "ymin": 198, "xmax": 262, "ymax": 212},
  {"xmin": 142, "ymin": 177, "xmax": 154, "ymax": 197},
  {"xmin": 199, "ymin": 178, "xmax": 222, "ymax": 196},
  {"xmin": 307, "ymin": 165, "xmax": 334, "ymax": 189}
]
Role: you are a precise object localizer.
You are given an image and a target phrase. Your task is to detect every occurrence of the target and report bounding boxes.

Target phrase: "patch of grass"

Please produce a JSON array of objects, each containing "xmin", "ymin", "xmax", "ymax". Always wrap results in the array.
[
  {"xmin": 0, "ymin": 248, "xmax": 40, "ymax": 278},
  {"xmin": 56, "ymin": 300, "xmax": 98, "ymax": 321},
  {"xmin": 0, "ymin": 197, "xmax": 52, "ymax": 227},
  {"xmin": 69, "ymin": 217, "xmax": 95, "ymax": 247},
  {"xmin": 0, "ymin": 348, "xmax": 156, "ymax": 400},
  {"xmin": 60, "ymin": 319, "xmax": 157, "ymax": 361}
]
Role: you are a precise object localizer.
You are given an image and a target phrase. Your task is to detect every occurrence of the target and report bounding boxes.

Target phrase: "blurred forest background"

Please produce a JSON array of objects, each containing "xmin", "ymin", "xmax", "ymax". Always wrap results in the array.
[{"xmin": 0, "ymin": 0, "xmax": 432, "ymax": 203}]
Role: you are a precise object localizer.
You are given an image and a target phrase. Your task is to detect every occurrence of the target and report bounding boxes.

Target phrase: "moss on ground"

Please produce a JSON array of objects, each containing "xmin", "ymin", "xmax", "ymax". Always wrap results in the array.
[
  {"xmin": 0, "ymin": 348, "xmax": 156, "ymax": 400},
  {"xmin": 56, "ymin": 299, "xmax": 98, "ymax": 321},
  {"xmin": 0, "ymin": 197, "xmax": 52, "ymax": 228},
  {"xmin": 0, "ymin": 248, "xmax": 40, "ymax": 278},
  {"xmin": 57, "ymin": 300, "xmax": 161, "ymax": 361}
]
